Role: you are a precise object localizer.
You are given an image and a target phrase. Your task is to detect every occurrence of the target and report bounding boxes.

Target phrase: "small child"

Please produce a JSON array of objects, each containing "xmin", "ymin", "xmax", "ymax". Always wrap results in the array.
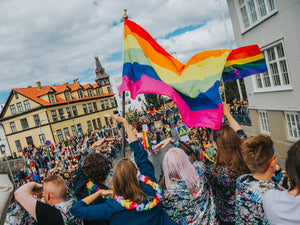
[{"xmin": 235, "ymin": 134, "xmax": 283, "ymax": 224}]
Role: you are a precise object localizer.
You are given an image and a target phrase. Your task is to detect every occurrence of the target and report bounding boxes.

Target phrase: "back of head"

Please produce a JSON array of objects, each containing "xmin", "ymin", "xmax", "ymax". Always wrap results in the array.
[
  {"xmin": 213, "ymin": 124, "xmax": 250, "ymax": 175},
  {"xmin": 82, "ymin": 152, "xmax": 111, "ymax": 184},
  {"xmin": 163, "ymin": 148, "xmax": 199, "ymax": 191},
  {"xmin": 43, "ymin": 175, "xmax": 68, "ymax": 201},
  {"xmin": 286, "ymin": 140, "xmax": 300, "ymax": 193},
  {"xmin": 112, "ymin": 158, "xmax": 146, "ymax": 202},
  {"xmin": 240, "ymin": 134, "xmax": 274, "ymax": 174}
]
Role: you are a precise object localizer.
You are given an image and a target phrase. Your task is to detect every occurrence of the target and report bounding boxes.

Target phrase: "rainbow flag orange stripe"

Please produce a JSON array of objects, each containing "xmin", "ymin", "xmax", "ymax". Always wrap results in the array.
[
  {"xmin": 120, "ymin": 19, "xmax": 267, "ymax": 129},
  {"xmin": 143, "ymin": 130, "xmax": 151, "ymax": 148}
]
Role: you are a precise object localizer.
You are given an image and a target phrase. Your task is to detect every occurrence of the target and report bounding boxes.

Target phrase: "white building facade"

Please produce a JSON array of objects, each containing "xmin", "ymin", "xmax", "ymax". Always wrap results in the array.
[
  {"xmin": 109, "ymin": 74, "xmax": 145, "ymax": 114},
  {"xmin": 0, "ymin": 121, "xmax": 11, "ymax": 158},
  {"xmin": 227, "ymin": 0, "xmax": 300, "ymax": 158}
]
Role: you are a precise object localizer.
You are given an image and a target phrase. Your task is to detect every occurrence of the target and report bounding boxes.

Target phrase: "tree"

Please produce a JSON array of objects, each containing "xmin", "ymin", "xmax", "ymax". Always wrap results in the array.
[
  {"xmin": 223, "ymin": 78, "xmax": 247, "ymax": 103},
  {"xmin": 125, "ymin": 106, "xmax": 140, "ymax": 126},
  {"xmin": 143, "ymin": 94, "xmax": 164, "ymax": 110}
]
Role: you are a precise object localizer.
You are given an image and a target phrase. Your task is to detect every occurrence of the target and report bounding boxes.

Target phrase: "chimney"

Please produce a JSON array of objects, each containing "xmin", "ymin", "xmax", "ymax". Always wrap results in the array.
[
  {"xmin": 36, "ymin": 81, "xmax": 42, "ymax": 90},
  {"xmin": 27, "ymin": 85, "xmax": 32, "ymax": 88},
  {"xmin": 73, "ymin": 79, "xmax": 80, "ymax": 85}
]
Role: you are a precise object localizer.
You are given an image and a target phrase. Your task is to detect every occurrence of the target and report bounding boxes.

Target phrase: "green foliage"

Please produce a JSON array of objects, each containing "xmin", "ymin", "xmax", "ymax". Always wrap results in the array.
[
  {"xmin": 125, "ymin": 106, "xmax": 140, "ymax": 126},
  {"xmin": 143, "ymin": 94, "xmax": 164, "ymax": 110},
  {"xmin": 224, "ymin": 78, "xmax": 247, "ymax": 103}
]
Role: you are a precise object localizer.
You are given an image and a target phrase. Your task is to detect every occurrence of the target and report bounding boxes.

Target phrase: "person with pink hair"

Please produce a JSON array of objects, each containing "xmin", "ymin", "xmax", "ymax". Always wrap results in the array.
[{"xmin": 161, "ymin": 147, "xmax": 217, "ymax": 225}]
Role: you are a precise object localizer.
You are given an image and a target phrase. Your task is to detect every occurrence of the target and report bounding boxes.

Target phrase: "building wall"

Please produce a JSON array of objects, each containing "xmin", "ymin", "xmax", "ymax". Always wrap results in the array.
[
  {"xmin": 0, "ymin": 123, "xmax": 11, "ymax": 157},
  {"xmin": 227, "ymin": 0, "xmax": 300, "ymax": 157}
]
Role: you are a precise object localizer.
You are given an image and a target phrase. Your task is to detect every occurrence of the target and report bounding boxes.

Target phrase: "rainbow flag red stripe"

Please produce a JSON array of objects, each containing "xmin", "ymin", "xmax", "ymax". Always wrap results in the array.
[{"xmin": 120, "ymin": 19, "xmax": 267, "ymax": 129}]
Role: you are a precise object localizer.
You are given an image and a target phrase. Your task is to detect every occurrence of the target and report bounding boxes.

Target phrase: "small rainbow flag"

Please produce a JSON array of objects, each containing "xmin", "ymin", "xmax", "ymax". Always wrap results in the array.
[
  {"xmin": 120, "ymin": 19, "xmax": 267, "ymax": 129},
  {"xmin": 143, "ymin": 130, "xmax": 151, "ymax": 148},
  {"xmin": 222, "ymin": 45, "xmax": 267, "ymax": 82},
  {"xmin": 166, "ymin": 105, "xmax": 174, "ymax": 114}
]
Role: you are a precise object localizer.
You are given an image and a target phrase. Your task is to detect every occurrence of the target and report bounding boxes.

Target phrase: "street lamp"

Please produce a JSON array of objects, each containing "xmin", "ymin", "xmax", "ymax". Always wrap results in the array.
[{"xmin": 1, "ymin": 144, "xmax": 16, "ymax": 189}]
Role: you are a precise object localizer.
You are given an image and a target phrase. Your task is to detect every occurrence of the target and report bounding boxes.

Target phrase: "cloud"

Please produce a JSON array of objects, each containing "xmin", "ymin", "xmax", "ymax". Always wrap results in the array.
[{"xmin": 0, "ymin": 0, "xmax": 235, "ymax": 104}]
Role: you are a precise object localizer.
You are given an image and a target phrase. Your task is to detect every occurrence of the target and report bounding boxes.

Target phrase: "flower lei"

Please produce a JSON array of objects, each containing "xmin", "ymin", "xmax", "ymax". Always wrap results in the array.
[
  {"xmin": 86, "ymin": 175, "xmax": 163, "ymax": 211},
  {"xmin": 86, "ymin": 181, "xmax": 110, "ymax": 199}
]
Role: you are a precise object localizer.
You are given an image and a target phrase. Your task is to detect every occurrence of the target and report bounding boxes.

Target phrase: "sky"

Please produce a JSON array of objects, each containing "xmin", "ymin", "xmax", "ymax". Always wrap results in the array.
[{"xmin": 0, "ymin": 0, "xmax": 236, "ymax": 105}]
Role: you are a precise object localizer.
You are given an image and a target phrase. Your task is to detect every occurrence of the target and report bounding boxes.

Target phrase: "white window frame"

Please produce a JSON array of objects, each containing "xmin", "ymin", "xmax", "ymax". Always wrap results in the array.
[
  {"xmin": 285, "ymin": 111, "xmax": 300, "ymax": 140},
  {"xmin": 252, "ymin": 40, "xmax": 292, "ymax": 93},
  {"xmin": 258, "ymin": 110, "xmax": 270, "ymax": 134},
  {"xmin": 236, "ymin": 0, "xmax": 278, "ymax": 33}
]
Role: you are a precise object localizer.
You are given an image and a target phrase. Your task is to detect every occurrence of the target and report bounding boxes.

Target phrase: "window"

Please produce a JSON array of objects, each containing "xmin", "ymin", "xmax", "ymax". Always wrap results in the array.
[
  {"xmin": 126, "ymin": 92, "xmax": 129, "ymax": 97},
  {"xmin": 92, "ymin": 119, "xmax": 97, "ymax": 130},
  {"xmin": 65, "ymin": 91, "xmax": 72, "ymax": 101},
  {"xmin": 110, "ymin": 99, "xmax": 115, "ymax": 107},
  {"xmin": 15, "ymin": 140, "xmax": 22, "ymax": 152},
  {"xmin": 96, "ymin": 88, "xmax": 101, "ymax": 96},
  {"xmin": 63, "ymin": 127, "xmax": 70, "ymax": 139},
  {"xmin": 39, "ymin": 134, "xmax": 46, "ymax": 146},
  {"xmin": 97, "ymin": 118, "xmax": 102, "ymax": 128},
  {"xmin": 110, "ymin": 118, "xmax": 114, "ymax": 126},
  {"xmin": 71, "ymin": 125, "xmax": 77, "ymax": 137},
  {"xmin": 105, "ymin": 117, "xmax": 110, "ymax": 126},
  {"xmin": 10, "ymin": 122, "xmax": 17, "ymax": 133},
  {"xmin": 51, "ymin": 110, "xmax": 58, "ymax": 122},
  {"xmin": 21, "ymin": 118, "xmax": 29, "ymax": 130},
  {"xmin": 77, "ymin": 123, "xmax": 82, "ymax": 133},
  {"xmin": 107, "ymin": 87, "xmax": 111, "ymax": 94},
  {"xmin": 66, "ymin": 107, "xmax": 72, "ymax": 118},
  {"xmin": 17, "ymin": 102, "xmax": 24, "ymax": 113},
  {"xmin": 105, "ymin": 100, "xmax": 109, "ymax": 108},
  {"xmin": 33, "ymin": 114, "xmax": 40, "ymax": 126},
  {"xmin": 83, "ymin": 104, "xmax": 88, "ymax": 114},
  {"xmin": 72, "ymin": 106, "xmax": 78, "ymax": 117},
  {"xmin": 49, "ymin": 93, "xmax": 56, "ymax": 103},
  {"xmin": 93, "ymin": 102, "xmax": 98, "ymax": 112},
  {"xmin": 238, "ymin": 0, "xmax": 276, "ymax": 31},
  {"xmin": 15, "ymin": 92, "xmax": 19, "ymax": 99},
  {"xmin": 58, "ymin": 109, "xmax": 65, "ymax": 120},
  {"xmin": 24, "ymin": 100, "xmax": 31, "ymax": 110},
  {"xmin": 88, "ymin": 88, "xmax": 93, "ymax": 97},
  {"xmin": 101, "ymin": 101, "xmax": 105, "ymax": 109},
  {"xmin": 26, "ymin": 136, "xmax": 34, "ymax": 146},
  {"xmin": 10, "ymin": 105, "xmax": 17, "ymax": 115},
  {"xmin": 87, "ymin": 121, "xmax": 92, "ymax": 131},
  {"xmin": 253, "ymin": 42, "xmax": 291, "ymax": 92},
  {"xmin": 88, "ymin": 103, "xmax": 93, "ymax": 113},
  {"xmin": 138, "ymin": 96, "xmax": 141, "ymax": 102},
  {"xmin": 258, "ymin": 110, "xmax": 270, "ymax": 133},
  {"xmin": 56, "ymin": 129, "xmax": 64, "ymax": 142},
  {"xmin": 285, "ymin": 112, "xmax": 300, "ymax": 140},
  {"xmin": 78, "ymin": 89, "xmax": 84, "ymax": 99}
]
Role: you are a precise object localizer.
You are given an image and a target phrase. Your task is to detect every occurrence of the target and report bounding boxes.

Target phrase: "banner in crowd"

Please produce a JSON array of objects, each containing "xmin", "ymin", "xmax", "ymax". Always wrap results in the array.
[{"xmin": 119, "ymin": 19, "xmax": 267, "ymax": 129}]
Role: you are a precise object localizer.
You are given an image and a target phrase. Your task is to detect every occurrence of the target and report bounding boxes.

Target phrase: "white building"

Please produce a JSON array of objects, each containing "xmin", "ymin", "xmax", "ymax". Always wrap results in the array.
[
  {"xmin": 226, "ymin": 0, "xmax": 300, "ymax": 158},
  {"xmin": 110, "ymin": 74, "xmax": 145, "ymax": 114},
  {"xmin": 0, "ymin": 107, "xmax": 11, "ymax": 157}
]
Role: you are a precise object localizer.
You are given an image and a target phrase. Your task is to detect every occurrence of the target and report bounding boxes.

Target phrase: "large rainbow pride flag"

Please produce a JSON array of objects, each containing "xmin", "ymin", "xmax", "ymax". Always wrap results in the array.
[{"xmin": 120, "ymin": 19, "xmax": 267, "ymax": 129}]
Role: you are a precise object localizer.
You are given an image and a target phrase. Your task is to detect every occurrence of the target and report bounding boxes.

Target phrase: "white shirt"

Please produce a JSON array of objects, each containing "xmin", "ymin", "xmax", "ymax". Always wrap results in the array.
[{"xmin": 263, "ymin": 190, "xmax": 300, "ymax": 225}]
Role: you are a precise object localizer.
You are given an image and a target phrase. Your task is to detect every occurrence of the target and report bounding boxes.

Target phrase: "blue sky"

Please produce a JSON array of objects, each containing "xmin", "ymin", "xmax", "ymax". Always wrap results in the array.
[{"xmin": 0, "ymin": 0, "xmax": 235, "ymax": 106}]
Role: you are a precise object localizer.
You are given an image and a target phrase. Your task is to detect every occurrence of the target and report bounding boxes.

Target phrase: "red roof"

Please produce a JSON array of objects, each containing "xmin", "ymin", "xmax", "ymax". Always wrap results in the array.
[{"xmin": 14, "ymin": 83, "xmax": 113, "ymax": 106}]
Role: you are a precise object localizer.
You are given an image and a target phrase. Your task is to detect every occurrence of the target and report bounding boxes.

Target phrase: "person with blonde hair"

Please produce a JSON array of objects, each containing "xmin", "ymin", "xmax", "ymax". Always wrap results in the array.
[
  {"xmin": 162, "ymin": 148, "xmax": 217, "ymax": 225},
  {"xmin": 71, "ymin": 114, "xmax": 175, "ymax": 225},
  {"xmin": 14, "ymin": 174, "xmax": 82, "ymax": 225}
]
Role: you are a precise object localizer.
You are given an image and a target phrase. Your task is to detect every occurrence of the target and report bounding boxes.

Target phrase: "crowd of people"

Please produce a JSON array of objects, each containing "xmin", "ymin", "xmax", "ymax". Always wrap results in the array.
[
  {"xmin": 1, "ymin": 102, "xmax": 299, "ymax": 225},
  {"xmin": 230, "ymin": 99, "xmax": 251, "ymax": 126}
]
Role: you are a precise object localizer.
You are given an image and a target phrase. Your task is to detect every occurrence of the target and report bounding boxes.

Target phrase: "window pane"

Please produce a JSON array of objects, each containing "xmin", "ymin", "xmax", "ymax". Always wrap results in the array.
[
  {"xmin": 262, "ymin": 72, "xmax": 271, "ymax": 87},
  {"xmin": 255, "ymin": 74, "xmax": 263, "ymax": 88},
  {"xmin": 267, "ymin": 48, "xmax": 275, "ymax": 61},
  {"xmin": 71, "ymin": 125, "xmax": 77, "ymax": 137},
  {"xmin": 296, "ymin": 114, "xmax": 300, "ymax": 138},
  {"xmin": 286, "ymin": 114, "xmax": 293, "ymax": 137},
  {"xmin": 270, "ymin": 63, "xmax": 281, "ymax": 86},
  {"xmin": 258, "ymin": 0, "xmax": 267, "ymax": 17},
  {"xmin": 268, "ymin": 0, "xmax": 275, "ymax": 11},
  {"xmin": 248, "ymin": 0, "xmax": 258, "ymax": 23},
  {"xmin": 279, "ymin": 60, "xmax": 290, "ymax": 85},
  {"xmin": 276, "ymin": 44, "xmax": 285, "ymax": 58},
  {"xmin": 241, "ymin": 6, "xmax": 250, "ymax": 28},
  {"xmin": 239, "ymin": 0, "xmax": 245, "ymax": 6}
]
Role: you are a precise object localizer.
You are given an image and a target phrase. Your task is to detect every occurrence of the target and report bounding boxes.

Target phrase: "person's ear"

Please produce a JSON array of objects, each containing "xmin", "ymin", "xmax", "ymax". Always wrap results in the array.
[{"xmin": 270, "ymin": 158, "xmax": 277, "ymax": 170}]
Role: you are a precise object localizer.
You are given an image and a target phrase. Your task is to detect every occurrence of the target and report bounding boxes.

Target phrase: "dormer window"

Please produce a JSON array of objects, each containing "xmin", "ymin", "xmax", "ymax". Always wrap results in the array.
[
  {"xmin": 65, "ymin": 90, "xmax": 72, "ymax": 101},
  {"xmin": 88, "ymin": 88, "xmax": 93, "ymax": 97},
  {"xmin": 96, "ymin": 87, "xmax": 101, "ymax": 96},
  {"xmin": 49, "ymin": 93, "xmax": 56, "ymax": 103},
  {"xmin": 78, "ymin": 89, "xmax": 84, "ymax": 99}
]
